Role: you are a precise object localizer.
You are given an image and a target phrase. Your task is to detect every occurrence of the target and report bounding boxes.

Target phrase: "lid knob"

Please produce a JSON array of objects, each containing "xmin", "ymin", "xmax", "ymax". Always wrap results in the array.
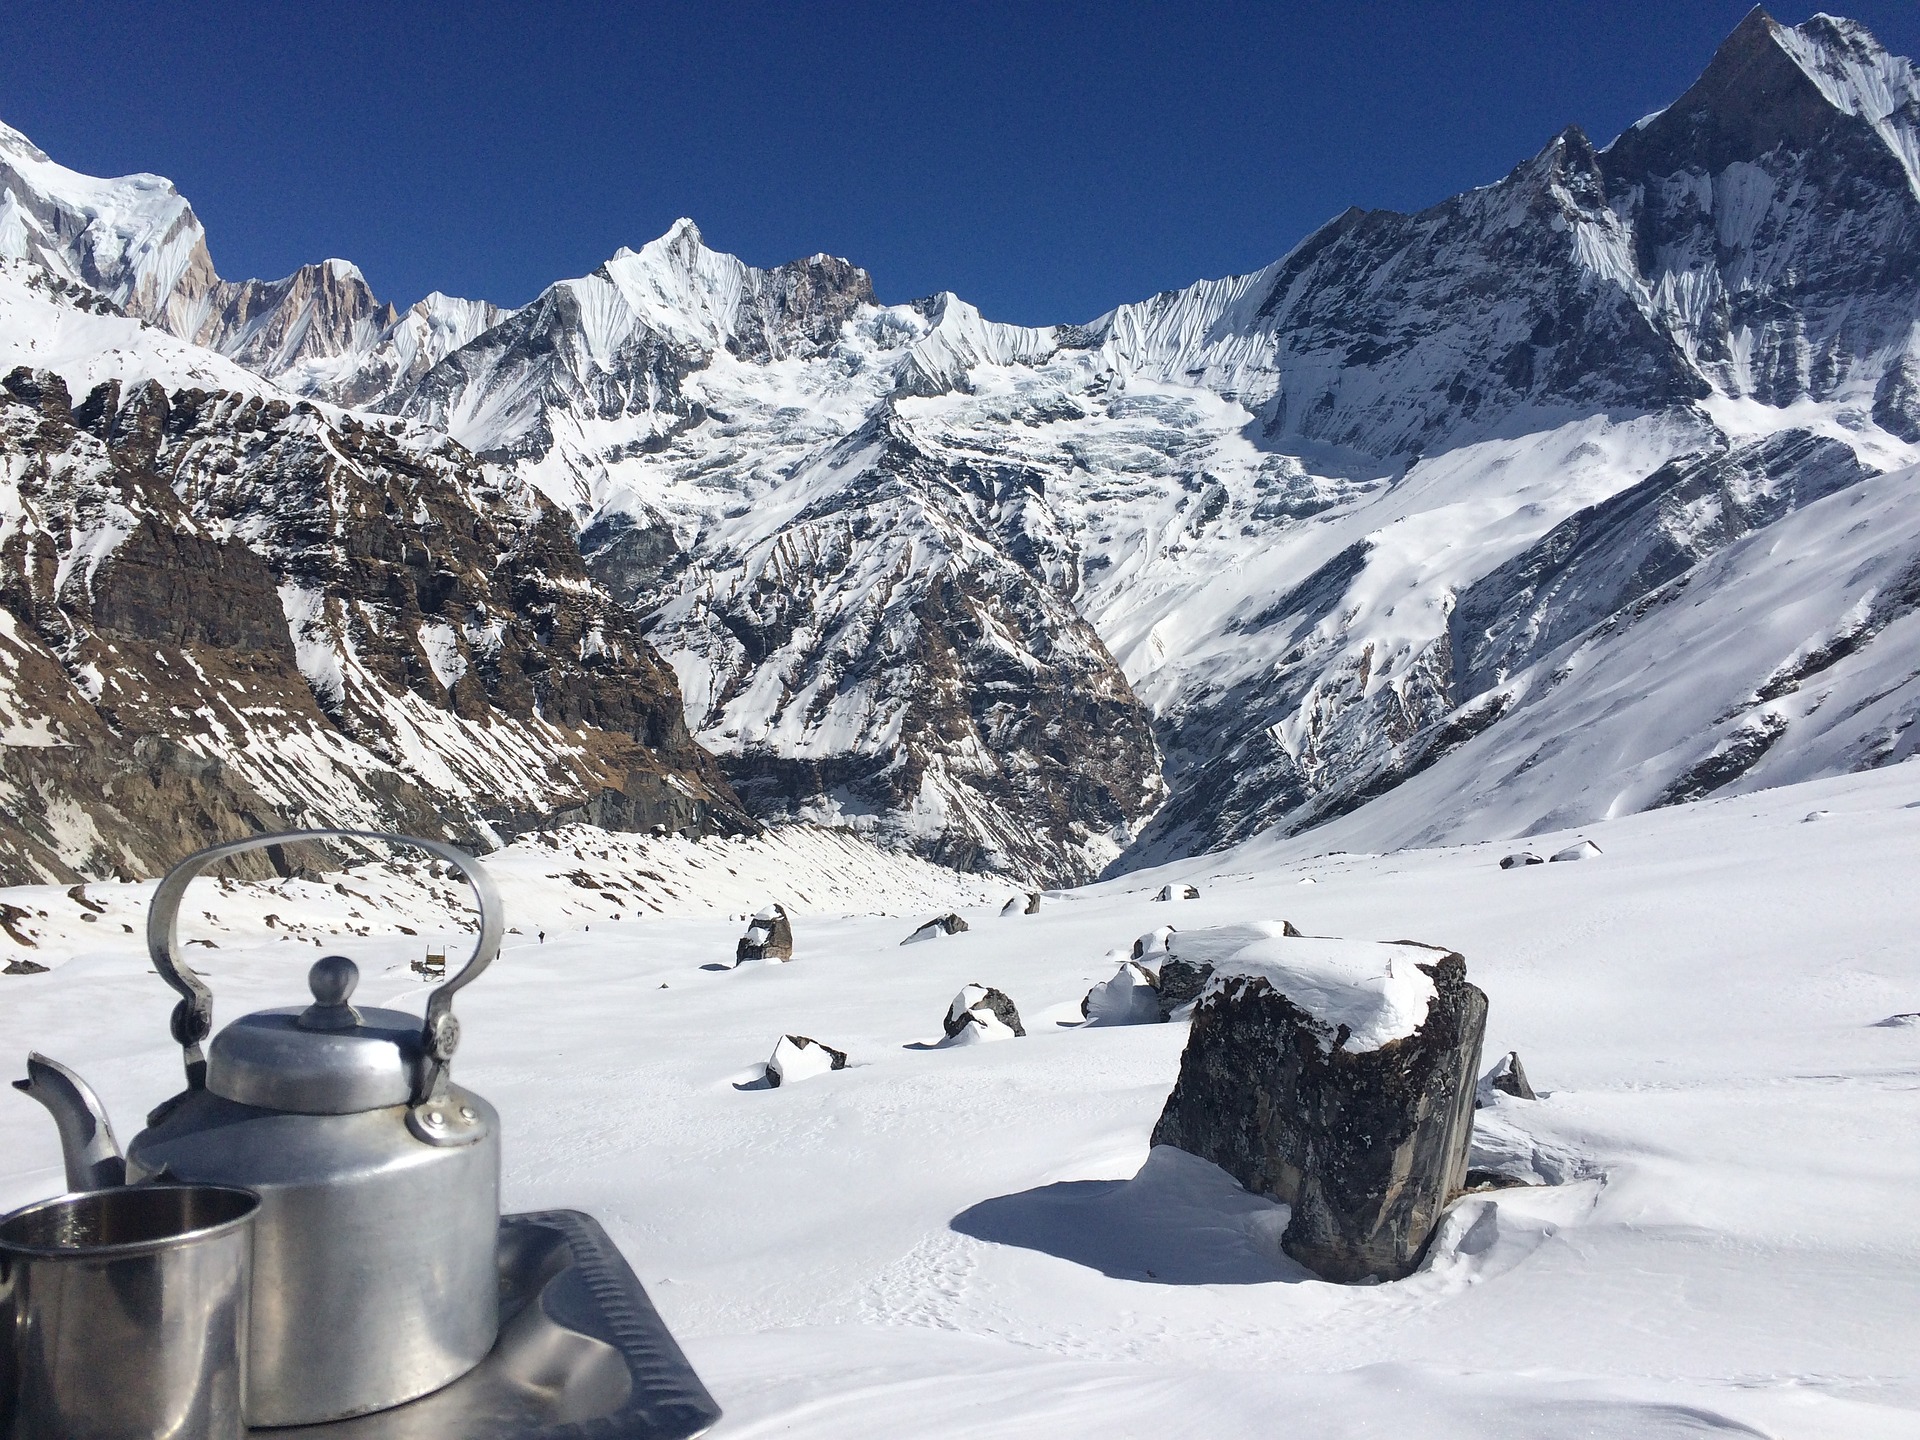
[{"xmin": 298, "ymin": 956, "xmax": 363, "ymax": 1031}]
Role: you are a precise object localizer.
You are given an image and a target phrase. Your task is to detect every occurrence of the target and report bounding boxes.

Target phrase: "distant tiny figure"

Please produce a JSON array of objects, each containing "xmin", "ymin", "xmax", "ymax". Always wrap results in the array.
[{"xmin": 538, "ymin": 930, "xmax": 546, "ymax": 944}]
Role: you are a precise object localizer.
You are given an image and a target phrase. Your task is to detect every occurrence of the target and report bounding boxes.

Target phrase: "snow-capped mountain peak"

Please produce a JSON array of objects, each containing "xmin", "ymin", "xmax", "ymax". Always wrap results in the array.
[
  {"xmin": 10, "ymin": 8, "xmax": 1920, "ymax": 889},
  {"xmin": 1608, "ymin": 8, "xmax": 1920, "ymax": 200},
  {"xmin": 1774, "ymin": 11, "xmax": 1920, "ymax": 195},
  {"xmin": 0, "ymin": 110, "xmax": 506, "ymax": 408},
  {"xmin": 0, "ymin": 114, "xmax": 215, "ymax": 324}
]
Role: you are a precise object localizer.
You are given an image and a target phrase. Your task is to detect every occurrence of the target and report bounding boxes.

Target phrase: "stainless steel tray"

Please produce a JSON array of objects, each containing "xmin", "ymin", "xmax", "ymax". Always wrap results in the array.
[{"xmin": 265, "ymin": 1210, "xmax": 720, "ymax": 1438}]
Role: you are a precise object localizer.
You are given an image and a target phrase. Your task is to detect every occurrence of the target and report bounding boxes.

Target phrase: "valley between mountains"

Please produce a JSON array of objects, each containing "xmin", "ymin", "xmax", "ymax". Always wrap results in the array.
[{"xmin": 6, "ymin": 7, "xmax": 1920, "ymax": 887}]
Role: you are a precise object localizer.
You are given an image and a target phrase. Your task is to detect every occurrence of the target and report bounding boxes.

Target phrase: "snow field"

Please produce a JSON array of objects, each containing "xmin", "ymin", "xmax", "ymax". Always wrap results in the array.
[{"xmin": 2, "ymin": 765, "xmax": 1917, "ymax": 1436}]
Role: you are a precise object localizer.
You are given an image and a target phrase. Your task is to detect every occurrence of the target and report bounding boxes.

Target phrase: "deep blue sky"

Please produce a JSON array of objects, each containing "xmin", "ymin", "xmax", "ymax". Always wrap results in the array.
[{"xmin": 5, "ymin": 3, "xmax": 1918, "ymax": 324}]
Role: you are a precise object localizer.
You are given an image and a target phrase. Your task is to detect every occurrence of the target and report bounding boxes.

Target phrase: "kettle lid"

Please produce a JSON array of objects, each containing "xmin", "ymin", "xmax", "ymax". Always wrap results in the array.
[{"xmin": 207, "ymin": 957, "xmax": 423, "ymax": 1115}]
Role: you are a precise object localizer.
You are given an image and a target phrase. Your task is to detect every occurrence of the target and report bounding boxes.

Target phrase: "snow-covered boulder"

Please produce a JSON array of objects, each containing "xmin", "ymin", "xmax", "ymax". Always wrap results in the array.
[
  {"xmin": 1131, "ymin": 925, "xmax": 1178, "ymax": 959},
  {"xmin": 1499, "ymin": 852, "xmax": 1543, "ymax": 869},
  {"xmin": 1151, "ymin": 927, "xmax": 1487, "ymax": 1283},
  {"xmin": 1479, "ymin": 1049, "xmax": 1536, "ymax": 1102},
  {"xmin": 903, "ymin": 913, "xmax": 969, "ymax": 945},
  {"xmin": 1024, "ymin": 893, "xmax": 1043, "ymax": 914},
  {"xmin": 1146, "ymin": 920, "xmax": 1306, "ymax": 1020},
  {"xmin": 736, "ymin": 904, "xmax": 793, "ymax": 963},
  {"xmin": 1081, "ymin": 959, "xmax": 1163, "ymax": 1025},
  {"xmin": 1155, "ymin": 883, "xmax": 1200, "ymax": 901},
  {"xmin": 1000, "ymin": 896, "xmax": 1023, "ymax": 916},
  {"xmin": 943, "ymin": 984, "xmax": 1025, "ymax": 1043},
  {"xmin": 1549, "ymin": 840, "xmax": 1602, "ymax": 862},
  {"xmin": 765, "ymin": 1034, "xmax": 847, "ymax": 1087}
]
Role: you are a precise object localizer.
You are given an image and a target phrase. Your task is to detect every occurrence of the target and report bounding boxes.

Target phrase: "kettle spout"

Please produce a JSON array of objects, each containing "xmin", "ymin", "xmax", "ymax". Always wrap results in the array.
[{"xmin": 13, "ymin": 1053, "xmax": 126, "ymax": 1191}]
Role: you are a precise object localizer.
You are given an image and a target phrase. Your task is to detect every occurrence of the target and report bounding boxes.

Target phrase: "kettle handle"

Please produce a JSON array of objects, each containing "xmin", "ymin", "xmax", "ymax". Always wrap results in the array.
[{"xmin": 149, "ymin": 830, "xmax": 504, "ymax": 1100}]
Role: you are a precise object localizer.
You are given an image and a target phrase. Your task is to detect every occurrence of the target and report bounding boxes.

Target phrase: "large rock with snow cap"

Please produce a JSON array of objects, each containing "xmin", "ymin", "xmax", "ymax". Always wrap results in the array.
[
  {"xmin": 943, "ymin": 984, "xmax": 1025, "ymax": 1043},
  {"xmin": 1150, "ymin": 924, "xmax": 1487, "ymax": 1282},
  {"xmin": 736, "ymin": 904, "xmax": 793, "ymax": 963},
  {"xmin": 765, "ymin": 1034, "xmax": 847, "ymax": 1087},
  {"xmin": 903, "ymin": 913, "xmax": 969, "ymax": 944},
  {"xmin": 1081, "ymin": 958, "xmax": 1162, "ymax": 1025},
  {"xmin": 1132, "ymin": 925, "xmax": 1177, "ymax": 960}
]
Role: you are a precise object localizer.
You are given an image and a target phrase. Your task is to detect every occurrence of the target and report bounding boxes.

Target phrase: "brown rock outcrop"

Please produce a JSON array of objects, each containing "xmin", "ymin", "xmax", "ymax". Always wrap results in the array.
[{"xmin": 0, "ymin": 368, "xmax": 750, "ymax": 884}]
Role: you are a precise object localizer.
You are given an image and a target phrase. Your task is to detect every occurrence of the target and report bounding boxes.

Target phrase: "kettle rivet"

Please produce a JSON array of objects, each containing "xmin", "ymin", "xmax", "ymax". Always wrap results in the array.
[
  {"xmin": 459, "ymin": 1107, "xmax": 475, "ymax": 1121},
  {"xmin": 429, "ymin": 1111, "xmax": 444, "ymax": 1125}
]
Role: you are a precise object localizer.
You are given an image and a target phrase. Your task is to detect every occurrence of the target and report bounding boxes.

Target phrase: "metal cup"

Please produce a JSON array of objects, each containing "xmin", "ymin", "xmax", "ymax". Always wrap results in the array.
[{"xmin": 0, "ymin": 1183, "xmax": 258, "ymax": 1440}]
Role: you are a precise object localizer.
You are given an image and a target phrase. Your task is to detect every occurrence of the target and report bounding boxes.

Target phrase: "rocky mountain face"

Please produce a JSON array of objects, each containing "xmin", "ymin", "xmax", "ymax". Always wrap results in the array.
[
  {"xmin": 7, "ymin": 8, "xmax": 1920, "ymax": 883},
  {"xmin": 0, "ymin": 351, "xmax": 746, "ymax": 885},
  {"xmin": 361, "ymin": 10, "xmax": 1920, "ymax": 880},
  {"xmin": 395, "ymin": 225, "xmax": 1161, "ymax": 881}
]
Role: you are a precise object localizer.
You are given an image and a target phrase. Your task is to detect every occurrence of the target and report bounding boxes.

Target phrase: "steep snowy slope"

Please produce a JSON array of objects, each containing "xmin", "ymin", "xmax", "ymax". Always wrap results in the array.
[
  {"xmin": 1238, "ymin": 452, "xmax": 1920, "ymax": 853},
  {"xmin": 0, "ymin": 118, "xmax": 212, "ymax": 324},
  {"xmin": 399, "ymin": 227, "xmax": 1160, "ymax": 883}
]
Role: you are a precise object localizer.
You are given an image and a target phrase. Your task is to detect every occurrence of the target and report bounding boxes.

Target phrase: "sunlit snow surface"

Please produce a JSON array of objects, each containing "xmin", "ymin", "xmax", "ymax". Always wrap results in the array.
[{"xmin": 4, "ymin": 768, "xmax": 1917, "ymax": 1437}]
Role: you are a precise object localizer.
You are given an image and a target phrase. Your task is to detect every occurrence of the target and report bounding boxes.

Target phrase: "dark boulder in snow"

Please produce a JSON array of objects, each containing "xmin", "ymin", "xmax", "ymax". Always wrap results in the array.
[
  {"xmin": 943, "ymin": 984, "xmax": 1025, "ymax": 1042},
  {"xmin": 3, "ymin": 957, "xmax": 50, "ymax": 975},
  {"xmin": 1155, "ymin": 883, "xmax": 1200, "ymax": 901},
  {"xmin": 765, "ymin": 1034, "xmax": 848, "ymax": 1086},
  {"xmin": 1081, "ymin": 959, "xmax": 1163, "ymax": 1024},
  {"xmin": 1499, "ymin": 852, "xmax": 1544, "ymax": 869},
  {"xmin": 1479, "ymin": 1050, "xmax": 1537, "ymax": 1102},
  {"xmin": 1872, "ymin": 1012, "xmax": 1920, "ymax": 1028},
  {"xmin": 904, "ymin": 913, "xmax": 970, "ymax": 945},
  {"xmin": 736, "ymin": 904, "xmax": 794, "ymax": 963},
  {"xmin": 1150, "ymin": 926, "xmax": 1487, "ymax": 1283},
  {"xmin": 1000, "ymin": 896, "xmax": 1024, "ymax": 916},
  {"xmin": 1024, "ymin": 893, "xmax": 1043, "ymax": 915},
  {"xmin": 1549, "ymin": 840, "xmax": 1602, "ymax": 862}
]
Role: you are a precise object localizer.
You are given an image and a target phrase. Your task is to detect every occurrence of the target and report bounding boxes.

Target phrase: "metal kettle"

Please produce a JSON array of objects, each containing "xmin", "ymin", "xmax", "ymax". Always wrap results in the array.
[{"xmin": 15, "ymin": 830, "xmax": 505, "ymax": 1428}]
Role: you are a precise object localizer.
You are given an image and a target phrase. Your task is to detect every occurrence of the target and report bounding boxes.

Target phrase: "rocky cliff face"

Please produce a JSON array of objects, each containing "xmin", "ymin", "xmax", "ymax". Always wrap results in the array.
[
  {"xmin": 651, "ymin": 406, "xmax": 1162, "ymax": 881},
  {"xmin": 395, "ymin": 226, "xmax": 1159, "ymax": 882},
  {"xmin": 1088, "ymin": 128, "xmax": 1711, "ymax": 459},
  {"xmin": 0, "ymin": 361, "xmax": 747, "ymax": 885}
]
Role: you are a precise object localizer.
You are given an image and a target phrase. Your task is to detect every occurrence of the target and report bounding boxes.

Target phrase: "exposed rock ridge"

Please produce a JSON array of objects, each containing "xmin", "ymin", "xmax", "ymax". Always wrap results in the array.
[{"xmin": 0, "ymin": 364, "xmax": 749, "ymax": 884}]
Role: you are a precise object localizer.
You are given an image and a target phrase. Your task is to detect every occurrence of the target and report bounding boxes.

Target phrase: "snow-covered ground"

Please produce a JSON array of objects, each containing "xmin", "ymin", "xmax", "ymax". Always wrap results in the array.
[{"xmin": 3, "ymin": 767, "xmax": 1918, "ymax": 1438}]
